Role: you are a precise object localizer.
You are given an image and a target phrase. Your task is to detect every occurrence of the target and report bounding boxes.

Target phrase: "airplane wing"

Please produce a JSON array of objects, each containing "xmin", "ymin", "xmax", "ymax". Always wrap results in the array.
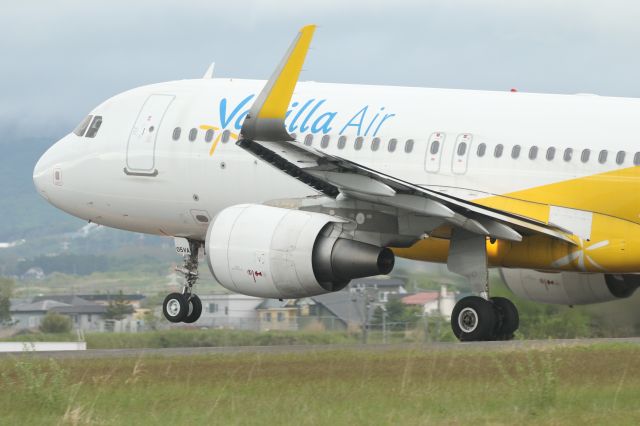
[{"xmin": 237, "ymin": 25, "xmax": 576, "ymax": 246}]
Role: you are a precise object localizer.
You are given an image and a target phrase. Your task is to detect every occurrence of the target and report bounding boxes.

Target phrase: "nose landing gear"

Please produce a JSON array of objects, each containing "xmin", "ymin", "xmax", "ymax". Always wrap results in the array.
[{"xmin": 162, "ymin": 239, "xmax": 203, "ymax": 324}]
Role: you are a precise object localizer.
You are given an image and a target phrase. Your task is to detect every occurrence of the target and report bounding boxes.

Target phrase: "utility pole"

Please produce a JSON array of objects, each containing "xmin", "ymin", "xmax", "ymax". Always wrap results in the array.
[
  {"xmin": 382, "ymin": 308, "xmax": 387, "ymax": 344},
  {"xmin": 352, "ymin": 284, "xmax": 372, "ymax": 344},
  {"xmin": 362, "ymin": 290, "xmax": 371, "ymax": 344}
]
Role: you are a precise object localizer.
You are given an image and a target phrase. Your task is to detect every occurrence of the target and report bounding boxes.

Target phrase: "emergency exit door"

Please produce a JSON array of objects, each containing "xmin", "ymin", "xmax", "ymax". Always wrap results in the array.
[{"xmin": 451, "ymin": 133, "xmax": 473, "ymax": 175}]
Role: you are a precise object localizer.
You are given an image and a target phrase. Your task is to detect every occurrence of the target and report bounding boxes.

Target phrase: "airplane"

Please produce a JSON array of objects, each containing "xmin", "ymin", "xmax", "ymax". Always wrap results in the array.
[{"xmin": 32, "ymin": 25, "xmax": 640, "ymax": 341}]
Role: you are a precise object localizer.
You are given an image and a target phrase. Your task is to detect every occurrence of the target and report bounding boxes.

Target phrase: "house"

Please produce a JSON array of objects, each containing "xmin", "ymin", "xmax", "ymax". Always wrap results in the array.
[
  {"xmin": 349, "ymin": 277, "xmax": 407, "ymax": 303},
  {"xmin": 255, "ymin": 299, "xmax": 298, "ymax": 331},
  {"xmin": 401, "ymin": 286, "xmax": 456, "ymax": 318},
  {"xmin": 198, "ymin": 293, "xmax": 263, "ymax": 330},
  {"xmin": 49, "ymin": 303, "xmax": 107, "ymax": 331},
  {"xmin": 10, "ymin": 296, "xmax": 107, "ymax": 331},
  {"xmin": 305, "ymin": 291, "xmax": 368, "ymax": 332},
  {"xmin": 75, "ymin": 294, "xmax": 146, "ymax": 309},
  {"xmin": 10, "ymin": 300, "xmax": 70, "ymax": 330},
  {"xmin": 253, "ymin": 290, "xmax": 369, "ymax": 332}
]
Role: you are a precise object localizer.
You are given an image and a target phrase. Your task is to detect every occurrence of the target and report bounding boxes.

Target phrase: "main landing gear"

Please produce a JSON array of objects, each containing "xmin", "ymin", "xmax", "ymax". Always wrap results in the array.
[
  {"xmin": 447, "ymin": 229, "xmax": 520, "ymax": 341},
  {"xmin": 162, "ymin": 239, "xmax": 203, "ymax": 324},
  {"xmin": 451, "ymin": 296, "xmax": 519, "ymax": 341}
]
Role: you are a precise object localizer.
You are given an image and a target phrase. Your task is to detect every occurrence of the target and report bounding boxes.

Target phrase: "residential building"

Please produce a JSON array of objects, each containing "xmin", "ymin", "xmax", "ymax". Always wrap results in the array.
[
  {"xmin": 401, "ymin": 285, "xmax": 456, "ymax": 318},
  {"xmin": 256, "ymin": 299, "xmax": 298, "ymax": 331},
  {"xmin": 10, "ymin": 296, "xmax": 107, "ymax": 331},
  {"xmin": 199, "ymin": 293, "xmax": 263, "ymax": 330}
]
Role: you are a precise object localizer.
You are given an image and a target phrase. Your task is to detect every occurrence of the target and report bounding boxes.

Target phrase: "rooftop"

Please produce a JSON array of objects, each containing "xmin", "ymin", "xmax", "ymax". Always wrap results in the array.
[{"xmin": 402, "ymin": 292, "xmax": 440, "ymax": 305}]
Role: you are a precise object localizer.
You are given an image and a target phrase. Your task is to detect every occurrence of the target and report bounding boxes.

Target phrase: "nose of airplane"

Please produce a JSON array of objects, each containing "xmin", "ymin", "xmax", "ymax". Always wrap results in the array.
[
  {"xmin": 33, "ymin": 149, "xmax": 51, "ymax": 198},
  {"xmin": 33, "ymin": 136, "xmax": 65, "ymax": 199}
]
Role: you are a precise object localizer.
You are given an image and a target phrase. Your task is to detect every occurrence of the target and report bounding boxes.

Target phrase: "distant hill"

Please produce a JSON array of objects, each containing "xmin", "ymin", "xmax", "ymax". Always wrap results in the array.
[{"xmin": 0, "ymin": 135, "xmax": 83, "ymax": 241}]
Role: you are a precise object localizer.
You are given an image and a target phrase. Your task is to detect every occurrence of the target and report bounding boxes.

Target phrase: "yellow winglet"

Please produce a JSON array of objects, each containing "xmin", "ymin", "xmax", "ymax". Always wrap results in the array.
[{"xmin": 241, "ymin": 25, "xmax": 316, "ymax": 141}]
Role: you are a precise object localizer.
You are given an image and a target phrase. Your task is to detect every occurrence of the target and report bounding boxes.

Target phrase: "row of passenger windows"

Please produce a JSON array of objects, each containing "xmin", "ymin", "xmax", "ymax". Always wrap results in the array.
[
  {"xmin": 171, "ymin": 127, "xmax": 417, "ymax": 153},
  {"xmin": 463, "ymin": 141, "xmax": 640, "ymax": 165},
  {"xmin": 296, "ymin": 133, "xmax": 415, "ymax": 153},
  {"xmin": 170, "ymin": 126, "xmax": 639, "ymax": 166},
  {"xmin": 172, "ymin": 127, "xmax": 233, "ymax": 143},
  {"xmin": 73, "ymin": 115, "xmax": 103, "ymax": 138}
]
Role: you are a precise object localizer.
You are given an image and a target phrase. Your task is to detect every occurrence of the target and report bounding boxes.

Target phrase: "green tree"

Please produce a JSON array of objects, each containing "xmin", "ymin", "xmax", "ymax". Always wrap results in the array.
[
  {"xmin": 105, "ymin": 290, "xmax": 133, "ymax": 321},
  {"xmin": 0, "ymin": 277, "xmax": 15, "ymax": 325},
  {"xmin": 39, "ymin": 313, "xmax": 72, "ymax": 333},
  {"xmin": 372, "ymin": 298, "xmax": 421, "ymax": 331}
]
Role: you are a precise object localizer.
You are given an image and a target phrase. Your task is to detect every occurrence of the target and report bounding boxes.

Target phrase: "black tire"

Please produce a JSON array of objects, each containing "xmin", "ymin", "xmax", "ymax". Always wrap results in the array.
[
  {"xmin": 491, "ymin": 296, "xmax": 519, "ymax": 340},
  {"xmin": 183, "ymin": 294, "xmax": 203, "ymax": 324},
  {"xmin": 451, "ymin": 296, "xmax": 497, "ymax": 342},
  {"xmin": 163, "ymin": 293, "xmax": 188, "ymax": 323}
]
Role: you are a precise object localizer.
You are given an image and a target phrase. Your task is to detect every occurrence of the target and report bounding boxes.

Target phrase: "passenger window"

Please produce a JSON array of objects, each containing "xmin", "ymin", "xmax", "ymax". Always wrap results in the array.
[
  {"xmin": 563, "ymin": 148, "xmax": 573, "ymax": 162},
  {"xmin": 337, "ymin": 135, "xmax": 347, "ymax": 149},
  {"xmin": 528, "ymin": 146, "xmax": 538, "ymax": 160},
  {"xmin": 354, "ymin": 136, "xmax": 364, "ymax": 150},
  {"xmin": 188, "ymin": 128, "xmax": 198, "ymax": 142},
  {"xmin": 457, "ymin": 142, "xmax": 467, "ymax": 156},
  {"xmin": 321, "ymin": 135, "xmax": 330, "ymax": 149},
  {"xmin": 430, "ymin": 140, "xmax": 440, "ymax": 155},
  {"xmin": 388, "ymin": 138, "xmax": 397, "ymax": 152},
  {"xmin": 404, "ymin": 139, "xmax": 414, "ymax": 153},
  {"xmin": 598, "ymin": 150, "xmax": 608, "ymax": 164},
  {"xmin": 634, "ymin": 152, "xmax": 640, "ymax": 166},
  {"xmin": 581, "ymin": 149, "xmax": 591, "ymax": 163},
  {"xmin": 221, "ymin": 130, "xmax": 231, "ymax": 143},
  {"xmin": 85, "ymin": 116, "xmax": 103, "ymax": 138},
  {"xmin": 304, "ymin": 134, "xmax": 313, "ymax": 146},
  {"xmin": 511, "ymin": 145, "xmax": 521, "ymax": 159},
  {"xmin": 73, "ymin": 115, "xmax": 93, "ymax": 137},
  {"xmin": 546, "ymin": 147, "xmax": 556, "ymax": 161},
  {"xmin": 494, "ymin": 144, "xmax": 504, "ymax": 158},
  {"xmin": 477, "ymin": 143, "xmax": 486, "ymax": 157},
  {"xmin": 371, "ymin": 137, "xmax": 381, "ymax": 151},
  {"xmin": 172, "ymin": 127, "xmax": 181, "ymax": 141},
  {"xmin": 616, "ymin": 151, "xmax": 626, "ymax": 165},
  {"xmin": 205, "ymin": 129, "xmax": 215, "ymax": 143}
]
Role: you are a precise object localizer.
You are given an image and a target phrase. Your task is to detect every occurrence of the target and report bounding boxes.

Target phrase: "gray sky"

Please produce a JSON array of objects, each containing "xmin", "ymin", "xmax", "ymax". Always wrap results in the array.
[{"xmin": 2, "ymin": 0, "xmax": 640, "ymax": 137}]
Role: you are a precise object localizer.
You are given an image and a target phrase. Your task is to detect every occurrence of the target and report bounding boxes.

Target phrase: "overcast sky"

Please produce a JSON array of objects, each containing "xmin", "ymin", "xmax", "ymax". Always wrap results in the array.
[{"xmin": 2, "ymin": 0, "xmax": 640, "ymax": 138}]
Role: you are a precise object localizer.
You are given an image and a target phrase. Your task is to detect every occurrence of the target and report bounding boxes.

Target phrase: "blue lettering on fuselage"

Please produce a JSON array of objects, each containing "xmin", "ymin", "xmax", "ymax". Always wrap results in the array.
[{"xmin": 215, "ymin": 94, "xmax": 396, "ymax": 137}]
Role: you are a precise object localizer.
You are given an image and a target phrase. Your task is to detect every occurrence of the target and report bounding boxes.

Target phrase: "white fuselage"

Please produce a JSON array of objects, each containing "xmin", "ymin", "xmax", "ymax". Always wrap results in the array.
[{"xmin": 33, "ymin": 78, "xmax": 640, "ymax": 242}]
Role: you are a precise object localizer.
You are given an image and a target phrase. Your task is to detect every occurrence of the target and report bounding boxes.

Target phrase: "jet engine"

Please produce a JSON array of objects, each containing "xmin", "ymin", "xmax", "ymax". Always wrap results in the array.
[
  {"xmin": 205, "ymin": 204, "xmax": 394, "ymax": 299},
  {"xmin": 500, "ymin": 268, "xmax": 640, "ymax": 305}
]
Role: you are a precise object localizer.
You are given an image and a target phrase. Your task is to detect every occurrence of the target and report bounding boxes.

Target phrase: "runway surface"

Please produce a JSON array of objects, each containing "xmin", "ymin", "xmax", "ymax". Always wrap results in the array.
[{"xmin": 2, "ymin": 337, "xmax": 639, "ymax": 359}]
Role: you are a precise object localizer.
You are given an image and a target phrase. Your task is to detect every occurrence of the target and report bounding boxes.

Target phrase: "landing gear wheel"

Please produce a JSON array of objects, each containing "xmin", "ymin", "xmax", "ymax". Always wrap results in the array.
[
  {"xmin": 163, "ymin": 293, "xmax": 188, "ymax": 323},
  {"xmin": 491, "ymin": 296, "xmax": 519, "ymax": 340},
  {"xmin": 183, "ymin": 294, "xmax": 202, "ymax": 324},
  {"xmin": 451, "ymin": 296, "xmax": 497, "ymax": 342}
]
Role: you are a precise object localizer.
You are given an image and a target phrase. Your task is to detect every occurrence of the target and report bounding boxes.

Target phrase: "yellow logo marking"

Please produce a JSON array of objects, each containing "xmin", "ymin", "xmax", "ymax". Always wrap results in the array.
[{"xmin": 199, "ymin": 125, "xmax": 238, "ymax": 156}]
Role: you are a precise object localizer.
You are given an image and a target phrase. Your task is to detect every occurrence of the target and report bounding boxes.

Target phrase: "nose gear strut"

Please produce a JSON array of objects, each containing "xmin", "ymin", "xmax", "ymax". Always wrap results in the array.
[{"xmin": 162, "ymin": 239, "xmax": 203, "ymax": 323}]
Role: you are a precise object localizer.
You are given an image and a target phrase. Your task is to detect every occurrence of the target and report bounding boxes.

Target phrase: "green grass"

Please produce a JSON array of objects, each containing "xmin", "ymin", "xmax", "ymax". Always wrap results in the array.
[{"xmin": 1, "ymin": 344, "xmax": 640, "ymax": 425}]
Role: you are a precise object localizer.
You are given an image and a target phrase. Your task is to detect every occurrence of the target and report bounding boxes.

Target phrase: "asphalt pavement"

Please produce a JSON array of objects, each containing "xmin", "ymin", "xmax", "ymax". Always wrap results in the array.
[{"xmin": 2, "ymin": 337, "xmax": 639, "ymax": 359}]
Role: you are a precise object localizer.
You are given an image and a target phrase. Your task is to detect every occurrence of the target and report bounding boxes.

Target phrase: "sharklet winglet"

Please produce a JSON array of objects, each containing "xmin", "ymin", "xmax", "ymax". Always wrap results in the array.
[{"xmin": 240, "ymin": 25, "xmax": 316, "ymax": 142}]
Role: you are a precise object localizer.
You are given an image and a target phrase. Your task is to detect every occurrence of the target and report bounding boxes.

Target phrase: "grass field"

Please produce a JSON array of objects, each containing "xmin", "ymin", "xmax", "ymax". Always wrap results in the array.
[{"xmin": 1, "ymin": 344, "xmax": 640, "ymax": 425}]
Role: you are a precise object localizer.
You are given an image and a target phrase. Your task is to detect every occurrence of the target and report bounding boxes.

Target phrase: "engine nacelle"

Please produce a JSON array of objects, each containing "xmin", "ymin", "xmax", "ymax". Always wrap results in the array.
[
  {"xmin": 500, "ymin": 268, "xmax": 640, "ymax": 305},
  {"xmin": 206, "ymin": 204, "xmax": 394, "ymax": 299}
]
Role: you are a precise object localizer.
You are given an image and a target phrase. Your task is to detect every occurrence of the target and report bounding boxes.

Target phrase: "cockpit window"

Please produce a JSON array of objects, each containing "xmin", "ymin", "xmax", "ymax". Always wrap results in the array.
[
  {"xmin": 73, "ymin": 115, "xmax": 93, "ymax": 137},
  {"xmin": 85, "ymin": 116, "xmax": 103, "ymax": 138}
]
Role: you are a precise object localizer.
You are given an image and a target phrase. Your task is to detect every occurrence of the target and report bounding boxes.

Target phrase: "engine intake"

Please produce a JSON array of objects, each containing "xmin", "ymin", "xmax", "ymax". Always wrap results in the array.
[{"xmin": 206, "ymin": 204, "xmax": 394, "ymax": 299}]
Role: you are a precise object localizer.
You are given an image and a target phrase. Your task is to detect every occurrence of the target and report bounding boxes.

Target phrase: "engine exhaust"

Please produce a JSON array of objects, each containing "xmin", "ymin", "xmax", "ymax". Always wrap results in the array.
[{"xmin": 312, "ymin": 236, "xmax": 395, "ymax": 291}]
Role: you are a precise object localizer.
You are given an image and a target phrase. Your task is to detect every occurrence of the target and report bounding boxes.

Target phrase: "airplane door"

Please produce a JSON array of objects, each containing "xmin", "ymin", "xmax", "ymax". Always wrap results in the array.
[
  {"xmin": 424, "ymin": 132, "xmax": 446, "ymax": 173},
  {"xmin": 451, "ymin": 133, "xmax": 472, "ymax": 175},
  {"xmin": 124, "ymin": 94, "xmax": 175, "ymax": 176}
]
